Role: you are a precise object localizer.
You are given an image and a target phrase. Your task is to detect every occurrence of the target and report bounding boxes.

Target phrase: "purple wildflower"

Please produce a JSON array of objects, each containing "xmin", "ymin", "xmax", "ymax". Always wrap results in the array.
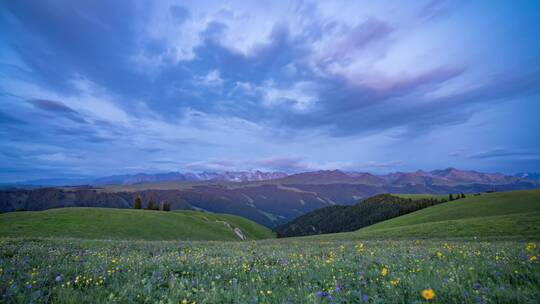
[{"xmin": 316, "ymin": 291, "xmax": 329, "ymax": 298}]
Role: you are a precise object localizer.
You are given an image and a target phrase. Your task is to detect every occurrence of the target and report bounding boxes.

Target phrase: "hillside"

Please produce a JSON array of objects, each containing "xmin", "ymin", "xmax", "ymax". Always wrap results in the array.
[
  {"xmin": 274, "ymin": 194, "xmax": 446, "ymax": 237},
  {"xmin": 1, "ymin": 168, "xmax": 538, "ymax": 228},
  {"xmin": 0, "ymin": 208, "xmax": 274, "ymax": 241},
  {"xmin": 317, "ymin": 190, "xmax": 540, "ymax": 239}
]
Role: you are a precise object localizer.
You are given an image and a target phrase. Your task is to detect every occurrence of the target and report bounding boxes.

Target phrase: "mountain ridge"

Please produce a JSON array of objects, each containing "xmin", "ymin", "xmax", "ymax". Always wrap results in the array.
[{"xmin": 6, "ymin": 167, "xmax": 536, "ymax": 188}]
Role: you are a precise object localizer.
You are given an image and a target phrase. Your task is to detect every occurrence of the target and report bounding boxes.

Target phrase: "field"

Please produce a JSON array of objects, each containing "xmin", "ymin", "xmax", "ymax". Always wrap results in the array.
[
  {"xmin": 1, "ymin": 238, "xmax": 539, "ymax": 303},
  {"xmin": 394, "ymin": 194, "xmax": 450, "ymax": 200},
  {"xmin": 320, "ymin": 190, "xmax": 540, "ymax": 240},
  {"xmin": 0, "ymin": 208, "xmax": 273, "ymax": 241},
  {"xmin": 1, "ymin": 190, "xmax": 539, "ymax": 303}
]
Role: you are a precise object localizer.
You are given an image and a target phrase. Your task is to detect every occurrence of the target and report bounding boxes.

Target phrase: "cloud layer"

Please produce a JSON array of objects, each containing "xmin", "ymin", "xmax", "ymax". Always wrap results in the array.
[{"xmin": 1, "ymin": 0, "xmax": 540, "ymax": 181}]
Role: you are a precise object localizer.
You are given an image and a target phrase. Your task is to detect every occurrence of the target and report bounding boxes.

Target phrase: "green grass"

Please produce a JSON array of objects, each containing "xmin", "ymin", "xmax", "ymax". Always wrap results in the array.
[
  {"xmin": 0, "ymin": 208, "xmax": 274, "ymax": 241},
  {"xmin": 0, "ymin": 190, "xmax": 539, "ymax": 302},
  {"xmin": 394, "ymin": 193, "xmax": 449, "ymax": 200},
  {"xmin": 0, "ymin": 238, "xmax": 538, "ymax": 303},
  {"xmin": 319, "ymin": 190, "xmax": 540, "ymax": 240}
]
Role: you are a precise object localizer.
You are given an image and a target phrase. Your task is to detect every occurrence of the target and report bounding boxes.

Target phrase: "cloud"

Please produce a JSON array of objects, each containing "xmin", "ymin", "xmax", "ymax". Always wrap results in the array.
[
  {"xmin": 251, "ymin": 156, "xmax": 310, "ymax": 172},
  {"xmin": 27, "ymin": 98, "xmax": 87, "ymax": 123},
  {"xmin": 1, "ymin": 0, "xmax": 540, "ymax": 180},
  {"xmin": 469, "ymin": 148, "xmax": 540, "ymax": 160},
  {"xmin": 0, "ymin": 112, "xmax": 25, "ymax": 125},
  {"xmin": 169, "ymin": 5, "xmax": 191, "ymax": 24}
]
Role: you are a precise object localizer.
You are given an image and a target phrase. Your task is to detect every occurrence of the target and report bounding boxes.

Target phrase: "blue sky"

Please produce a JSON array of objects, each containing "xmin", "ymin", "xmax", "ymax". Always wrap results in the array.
[{"xmin": 1, "ymin": 0, "xmax": 539, "ymax": 181}]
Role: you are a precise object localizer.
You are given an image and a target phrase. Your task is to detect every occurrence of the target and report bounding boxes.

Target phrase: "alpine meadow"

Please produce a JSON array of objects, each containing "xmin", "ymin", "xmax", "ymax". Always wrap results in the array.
[{"xmin": 1, "ymin": 1, "xmax": 540, "ymax": 303}]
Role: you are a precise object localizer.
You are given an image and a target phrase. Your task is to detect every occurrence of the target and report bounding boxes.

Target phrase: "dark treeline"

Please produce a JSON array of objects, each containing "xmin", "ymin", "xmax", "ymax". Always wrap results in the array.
[
  {"xmin": 133, "ymin": 196, "xmax": 171, "ymax": 211},
  {"xmin": 274, "ymin": 194, "xmax": 456, "ymax": 237}
]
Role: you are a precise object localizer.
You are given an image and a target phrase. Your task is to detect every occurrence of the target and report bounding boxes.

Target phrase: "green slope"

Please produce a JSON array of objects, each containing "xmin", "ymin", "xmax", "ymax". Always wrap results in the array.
[
  {"xmin": 0, "ymin": 208, "xmax": 274, "ymax": 241},
  {"xmin": 394, "ymin": 193, "xmax": 449, "ymax": 200},
  {"xmin": 315, "ymin": 190, "xmax": 540, "ymax": 239}
]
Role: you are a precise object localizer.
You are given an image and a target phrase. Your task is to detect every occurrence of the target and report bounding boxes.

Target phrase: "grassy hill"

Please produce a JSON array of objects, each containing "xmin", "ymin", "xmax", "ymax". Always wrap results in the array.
[
  {"xmin": 315, "ymin": 190, "xmax": 540, "ymax": 239},
  {"xmin": 394, "ymin": 193, "xmax": 450, "ymax": 200},
  {"xmin": 273, "ymin": 194, "xmax": 445, "ymax": 237},
  {"xmin": 0, "ymin": 208, "xmax": 274, "ymax": 241}
]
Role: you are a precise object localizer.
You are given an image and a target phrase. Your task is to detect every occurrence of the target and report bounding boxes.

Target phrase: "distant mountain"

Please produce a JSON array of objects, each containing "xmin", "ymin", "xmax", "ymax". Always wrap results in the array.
[
  {"xmin": 379, "ymin": 168, "xmax": 526, "ymax": 186},
  {"xmin": 17, "ymin": 170, "xmax": 288, "ymax": 187},
  {"xmin": 274, "ymin": 194, "xmax": 446, "ymax": 237},
  {"xmin": 2, "ymin": 167, "xmax": 538, "ymax": 228},
  {"xmin": 279, "ymin": 170, "xmax": 355, "ymax": 184}
]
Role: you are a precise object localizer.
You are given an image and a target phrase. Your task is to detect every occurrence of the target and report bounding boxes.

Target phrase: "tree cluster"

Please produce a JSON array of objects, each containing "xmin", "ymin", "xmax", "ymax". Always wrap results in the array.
[{"xmin": 132, "ymin": 196, "xmax": 171, "ymax": 211}]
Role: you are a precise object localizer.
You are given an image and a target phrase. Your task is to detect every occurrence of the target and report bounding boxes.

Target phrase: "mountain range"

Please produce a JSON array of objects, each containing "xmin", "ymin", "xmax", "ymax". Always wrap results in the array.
[
  {"xmin": 1, "ymin": 168, "xmax": 538, "ymax": 227},
  {"xmin": 7, "ymin": 167, "xmax": 534, "ymax": 187}
]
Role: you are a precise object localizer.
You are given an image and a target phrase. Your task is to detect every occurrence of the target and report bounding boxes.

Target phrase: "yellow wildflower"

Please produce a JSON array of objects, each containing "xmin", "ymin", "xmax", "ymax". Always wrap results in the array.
[
  {"xmin": 381, "ymin": 266, "xmax": 388, "ymax": 277},
  {"xmin": 421, "ymin": 288, "xmax": 436, "ymax": 300}
]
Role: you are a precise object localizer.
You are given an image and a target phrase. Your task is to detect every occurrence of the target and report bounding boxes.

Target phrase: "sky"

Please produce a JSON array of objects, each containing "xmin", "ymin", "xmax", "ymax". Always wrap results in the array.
[{"xmin": 1, "ymin": 0, "xmax": 539, "ymax": 182}]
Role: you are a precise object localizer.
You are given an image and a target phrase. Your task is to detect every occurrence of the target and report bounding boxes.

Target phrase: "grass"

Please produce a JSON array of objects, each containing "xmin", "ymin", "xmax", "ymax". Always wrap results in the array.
[
  {"xmin": 394, "ymin": 193, "xmax": 450, "ymax": 200},
  {"xmin": 0, "ymin": 208, "xmax": 274, "ymax": 241},
  {"xmin": 317, "ymin": 190, "xmax": 540, "ymax": 240},
  {"xmin": 1, "ymin": 190, "xmax": 539, "ymax": 302},
  {"xmin": 0, "ymin": 238, "xmax": 538, "ymax": 303}
]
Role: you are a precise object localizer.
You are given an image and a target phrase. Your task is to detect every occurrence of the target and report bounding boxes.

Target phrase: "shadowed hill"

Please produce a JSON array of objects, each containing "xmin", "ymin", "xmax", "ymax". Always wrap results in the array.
[
  {"xmin": 274, "ymin": 194, "xmax": 446, "ymax": 237},
  {"xmin": 313, "ymin": 190, "xmax": 540, "ymax": 240}
]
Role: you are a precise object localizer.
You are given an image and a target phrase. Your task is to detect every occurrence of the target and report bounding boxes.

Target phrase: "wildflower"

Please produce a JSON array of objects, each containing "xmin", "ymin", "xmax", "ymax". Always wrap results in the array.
[
  {"xmin": 362, "ymin": 294, "xmax": 369, "ymax": 302},
  {"xmin": 316, "ymin": 291, "xmax": 329, "ymax": 298},
  {"xmin": 421, "ymin": 288, "xmax": 436, "ymax": 300},
  {"xmin": 390, "ymin": 278, "xmax": 400, "ymax": 286},
  {"xmin": 355, "ymin": 243, "xmax": 365, "ymax": 253},
  {"xmin": 530, "ymin": 255, "xmax": 537, "ymax": 262},
  {"xmin": 55, "ymin": 275, "xmax": 62, "ymax": 283},
  {"xmin": 181, "ymin": 299, "xmax": 188, "ymax": 304},
  {"xmin": 381, "ymin": 266, "xmax": 389, "ymax": 277},
  {"xmin": 266, "ymin": 290, "xmax": 272, "ymax": 295},
  {"xmin": 526, "ymin": 242, "xmax": 537, "ymax": 251}
]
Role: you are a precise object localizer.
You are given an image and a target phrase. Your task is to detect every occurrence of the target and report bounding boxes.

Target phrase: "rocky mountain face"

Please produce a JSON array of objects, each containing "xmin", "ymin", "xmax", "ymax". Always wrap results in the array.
[{"xmin": 1, "ymin": 168, "xmax": 538, "ymax": 227}]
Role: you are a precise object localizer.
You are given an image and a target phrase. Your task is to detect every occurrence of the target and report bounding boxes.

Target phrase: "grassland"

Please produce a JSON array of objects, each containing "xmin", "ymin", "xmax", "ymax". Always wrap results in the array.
[
  {"xmin": 1, "ymin": 190, "xmax": 539, "ymax": 303},
  {"xmin": 394, "ymin": 193, "xmax": 450, "ymax": 200},
  {"xmin": 0, "ymin": 238, "xmax": 538, "ymax": 303},
  {"xmin": 321, "ymin": 190, "xmax": 540, "ymax": 240},
  {"xmin": 0, "ymin": 208, "xmax": 274, "ymax": 241}
]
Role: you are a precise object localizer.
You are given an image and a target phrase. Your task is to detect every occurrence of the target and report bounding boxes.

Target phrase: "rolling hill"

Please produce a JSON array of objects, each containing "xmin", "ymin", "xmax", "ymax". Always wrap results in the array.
[
  {"xmin": 1, "ymin": 168, "xmax": 538, "ymax": 228},
  {"xmin": 0, "ymin": 208, "xmax": 274, "ymax": 241},
  {"xmin": 274, "ymin": 194, "xmax": 447, "ymax": 237},
  {"xmin": 315, "ymin": 189, "xmax": 540, "ymax": 239}
]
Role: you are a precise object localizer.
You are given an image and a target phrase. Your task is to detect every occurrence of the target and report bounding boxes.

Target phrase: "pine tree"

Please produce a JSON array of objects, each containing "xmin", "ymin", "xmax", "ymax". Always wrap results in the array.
[
  {"xmin": 449, "ymin": 194, "xmax": 454, "ymax": 201},
  {"xmin": 133, "ymin": 196, "xmax": 142, "ymax": 209},
  {"xmin": 146, "ymin": 197, "xmax": 155, "ymax": 210},
  {"xmin": 461, "ymin": 193, "xmax": 466, "ymax": 199}
]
